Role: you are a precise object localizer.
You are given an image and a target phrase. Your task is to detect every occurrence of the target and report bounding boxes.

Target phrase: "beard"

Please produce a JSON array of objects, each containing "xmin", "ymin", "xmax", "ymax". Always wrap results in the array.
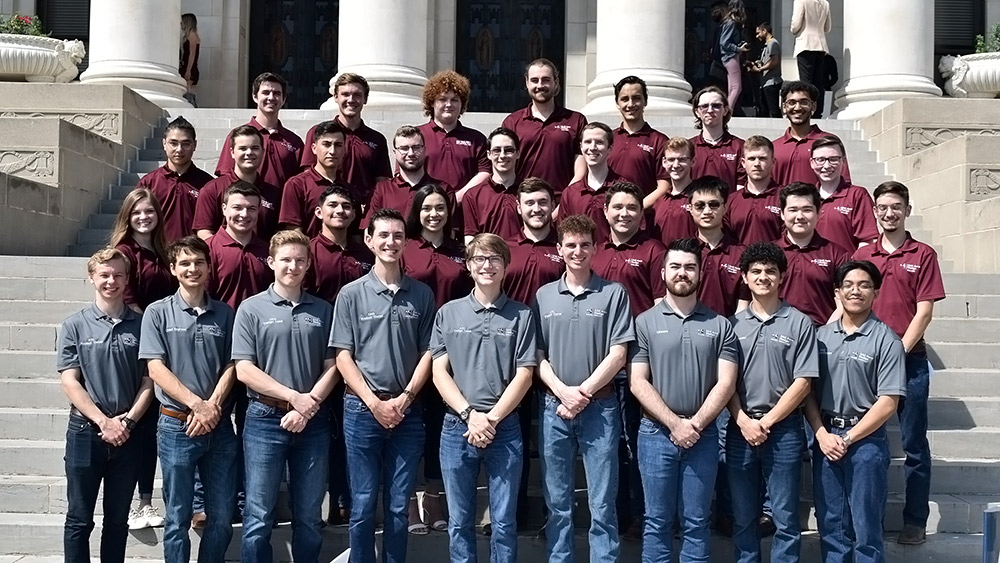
[{"xmin": 667, "ymin": 277, "xmax": 698, "ymax": 297}]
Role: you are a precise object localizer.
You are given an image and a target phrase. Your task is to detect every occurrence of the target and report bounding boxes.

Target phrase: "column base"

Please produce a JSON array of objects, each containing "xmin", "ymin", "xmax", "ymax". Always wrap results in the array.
[
  {"xmin": 332, "ymin": 63, "xmax": 426, "ymax": 111},
  {"xmin": 832, "ymin": 74, "xmax": 941, "ymax": 120},
  {"xmin": 581, "ymin": 69, "xmax": 693, "ymax": 117},
  {"xmin": 80, "ymin": 61, "xmax": 191, "ymax": 108}
]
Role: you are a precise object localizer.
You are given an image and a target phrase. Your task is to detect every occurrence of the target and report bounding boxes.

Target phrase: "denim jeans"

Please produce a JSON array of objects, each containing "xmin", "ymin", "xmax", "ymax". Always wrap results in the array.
[
  {"xmin": 539, "ymin": 393, "xmax": 620, "ymax": 563},
  {"xmin": 813, "ymin": 424, "xmax": 890, "ymax": 563},
  {"xmin": 158, "ymin": 412, "xmax": 238, "ymax": 563},
  {"xmin": 727, "ymin": 413, "xmax": 805, "ymax": 563},
  {"xmin": 614, "ymin": 372, "xmax": 644, "ymax": 528},
  {"xmin": 64, "ymin": 413, "xmax": 141, "ymax": 563},
  {"xmin": 328, "ymin": 383, "xmax": 351, "ymax": 512},
  {"xmin": 440, "ymin": 412, "xmax": 522, "ymax": 563},
  {"xmin": 715, "ymin": 409, "xmax": 732, "ymax": 521},
  {"xmin": 242, "ymin": 399, "xmax": 331, "ymax": 563},
  {"xmin": 638, "ymin": 416, "xmax": 719, "ymax": 563},
  {"xmin": 898, "ymin": 353, "xmax": 931, "ymax": 528},
  {"xmin": 343, "ymin": 393, "xmax": 425, "ymax": 563}
]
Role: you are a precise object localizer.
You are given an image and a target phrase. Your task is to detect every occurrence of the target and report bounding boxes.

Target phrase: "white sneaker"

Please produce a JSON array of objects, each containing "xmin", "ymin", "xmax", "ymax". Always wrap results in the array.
[
  {"xmin": 139, "ymin": 504, "xmax": 164, "ymax": 528},
  {"xmin": 127, "ymin": 507, "xmax": 147, "ymax": 530}
]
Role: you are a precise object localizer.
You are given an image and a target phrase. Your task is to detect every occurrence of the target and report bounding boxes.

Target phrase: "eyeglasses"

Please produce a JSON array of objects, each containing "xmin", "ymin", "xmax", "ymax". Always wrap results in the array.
[
  {"xmin": 469, "ymin": 255, "xmax": 504, "ymax": 267},
  {"xmin": 691, "ymin": 200, "xmax": 723, "ymax": 212},
  {"xmin": 839, "ymin": 282, "xmax": 875, "ymax": 292},
  {"xmin": 489, "ymin": 147, "xmax": 517, "ymax": 156},
  {"xmin": 875, "ymin": 204, "xmax": 906, "ymax": 215},
  {"xmin": 811, "ymin": 156, "xmax": 843, "ymax": 165},
  {"xmin": 395, "ymin": 144, "xmax": 424, "ymax": 154},
  {"xmin": 166, "ymin": 140, "xmax": 194, "ymax": 150},
  {"xmin": 782, "ymin": 99, "xmax": 813, "ymax": 108},
  {"xmin": 697, "ymin": 102, "xmax": 725, "ymax": 111}
]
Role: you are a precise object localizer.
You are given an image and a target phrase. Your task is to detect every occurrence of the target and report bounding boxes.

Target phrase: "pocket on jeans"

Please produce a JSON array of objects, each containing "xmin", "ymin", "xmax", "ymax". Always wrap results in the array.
[
  {"xmin": 442, "ymin": 414, "xmax": 461, "ymax": 432},
  {"xmin": 343, "ymin": 394, "xmax": 369, "ymax": 414},
  {"xmin": 65, "ymin": 418, "xmax": 94, "ymax": 468},
  {"xmin": 246, "ymin": 398, "xmax": 274, "ymax": 418},
  {"xmin": 638, "ymin": 417, "xmax": 660, "ymax": 436}
]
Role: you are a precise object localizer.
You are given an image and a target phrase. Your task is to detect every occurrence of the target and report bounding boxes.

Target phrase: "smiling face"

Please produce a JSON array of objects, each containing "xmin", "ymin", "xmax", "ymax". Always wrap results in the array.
[
  {"xmin": 170, "ymin": 248, "xmax": 210, "ymax": 291},
  {"xmin": 267, "ymin": 243, "xmax": 310, "ymax": 288},
  {"xmin": 419, "ymin": 193, "xmax": 448, "ymax": 234},
  {"xmin": 580, "ymin": 127, "xmax": 611, "ymax": 168},
  {"xmin": 517, "ymin": 189, "xmax": 553, "ymax": 230},
  {"xmin": 90, "ymin": 258, "xmax": 128, "ymax": 301},
  {"xmin": 605, "ymin": 191, "xmax": 642, "ymax": 238},
  {"xmin": 836, "ymin": 267, "xmax": 878, "ymax": 316},
  {"xmin": 558, "ymin": 231, "xmax": 595, "ymax": 274},
  {"xmin": 253, "ymin": 80, "xmax": 285, "ymax": 116},
  {"xmin": 365, "ymin": 217, "xmax": 406, "ymax": 264},
  {"xmin": 742, "ymin": 260, "xmax": 783, "ymax": 300},
  {"xmin": 315, "ymin": 192, "xmax": 355, "ymax": 232},
  {"xmin": 467, "ymin": 249, "xmax": 506, "ymax": 289},
  {"xmin": 616, "ymin": 82, "xmax": 646, "ymax": 123},
  {"xmin": 662, "ymin": 148, "xmax": 693, "ymax": 184},
  {"xmin": 222, "ymin": 193, "xmax": 260, "ymax": 236},
  {"xmin": 526, "ymin": 63, "xmax": 559, "ymax": 104},
  {"xmin": 313, "ymin": 132, "xmax": 346, "ymax": 172},
  {"xmin": 335, "ymin": 82, "xmax": 366, "ymax": 119},
  {"xmin": 231, "ymin": 134, "xmax": 262, "ymax": 175},
  {"xmin": 782, "ymin": 89, "xmax": 815, "ymax": 126},
  {"xmin": 874, "ymin": 192, "xmax": 910, "ymax": 234},
  {"xmin": 488, "ymin": 133, "xmax": 519, "ymax": 175},
  {"xmin": 810, "ymin": 145, "xmax": 845, "ymax": 185},
  {"xmin": 129, "ymin": 198, "xmax": 158, "ymax": 235},
  {"xmin": 781, "ymin": 194, "xmax": 818, "ymax": 238},
  {"xmin": 662, "ymin": 250, "xmax": 700, "ymax": 297}
]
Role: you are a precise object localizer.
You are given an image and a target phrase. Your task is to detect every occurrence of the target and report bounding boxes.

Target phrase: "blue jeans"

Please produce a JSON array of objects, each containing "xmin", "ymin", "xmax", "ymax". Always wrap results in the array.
[
  {"xmin": 813, "ymin": 424, "xmax": 890, "ymax": 563},
  {"xmin": 64, "ymin": 413, "xmax": 140, "ymax": 563},
  {"xmin": 539, "ymin": 393, "xmax": 620, "ymax": 563},
  {"xmin": 638, "ymin": 416, "xmax": 719, "ymax": 563},
  {"xmin": 614, "ymin": 372, "xmax": 644, "ymax": 527},
  {"xmin": 158, "ymin": 412, "xmax": 238, "ymax": 563},
  {"xmin": 343, "ymin": 393, "xmax": 425, "ymax": 563},
  {"xmin": 440, "ymin": 412, "xmax": 522, "ymax": 563},
  {"xmin": 898, "ymin": 353, "xmax": 931, "ymax": 528},
  {"xmin": 727, "ymin": 414, "xmax": 805, "ymax": 563},
  {"xmin": 242, "ymin": 399, "xmax": 331, "ymax": 563}
]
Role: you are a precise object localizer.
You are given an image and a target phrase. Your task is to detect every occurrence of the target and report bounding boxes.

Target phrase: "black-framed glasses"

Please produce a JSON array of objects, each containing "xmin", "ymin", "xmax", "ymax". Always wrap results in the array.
[
  {"xmin": 489, "ymin": 147, "xmax": 517, "ymax": 156},
  {"xmin": 469, "ymin": 255, "xmax": 504, "ymax": 267}
]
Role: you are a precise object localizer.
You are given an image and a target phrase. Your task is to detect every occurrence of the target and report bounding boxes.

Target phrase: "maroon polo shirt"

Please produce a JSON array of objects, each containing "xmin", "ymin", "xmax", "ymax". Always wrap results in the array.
[
  {"xmin": 777, "ymin": 233, "xmax": 850, "ymax": 326},
  {"xmin": 558, "ymin": 169, "xmax": 623, "ymax": 246},
  {"xmin": 417, "ymin": 119, "xmax": 490, "ymax": 192},
  {"xmin": 501, "ymin": 105, "xmax": 587, "ymax": 195},
  {"xmin": 690, "ymin": 132, "xmax": 746, "ymax": 193},
  {"xmin": 852, "ymin": 233, "xmax": 946, "ymax": 354},
  {"xmin": 278, "ymin": 167, "xmax": 362, "ymax": 238},
  {"xmin": 216, "ymin": 116, "xmax": 304, "ymax": 190},
  {"xmin": 592, "ymin": 233, "xmax": 668, "ymax": 317},
  {"xmin": 724, "ymin": 180, "xmax": 783, "ymax": 245},
  {"xmin": 304, "ymin": 234, "xmax": 374, "ymax": 304},
  {"xmin": 816, "ymin": 180, "xmax": 879, "ymax": 251},
  {"xmin": 402, "ymin": 237, "xmax": 472, "ymax": 308},
  {"xmin": 207, "ymin": 227, "xmax": 273, "ymax": 311},
  {"xmin": 361, "ymin": 172, "xmax": 454, "ymax": 229},
  {"xmin": 503, "ymin": 231, "xmax": 565, "ymax": 306},
  {"xmin": 192, "ymin": 170, "xmax": 282, "ymax": 242},
  {"xmin": 300, "ymin": 116, "xmax": 392, "ymax": 196},
  {"xmin": 137, "ymin": 163, "xmax": 213, "ymax": 242},
  {"xmin": 461, "ymin": 177, "xmax": 521, "ymax": 240},
  {"xmin": 697, "ymin": 235, "xmax": 750, "ymax": 317},
  {"xmin": 608, "ymin": 123, "xmax": 669, "ymax": 195},
  {"xmin": 648, "ymin": 191, "xmax": 697, "ymax": 246},
  {"xmin": 116, "ymin": 237, "xmax": 176, "ymax": 310},
  {"xmin": 771, "ymin": 125, "xmax": 853, "ymax": 186}
]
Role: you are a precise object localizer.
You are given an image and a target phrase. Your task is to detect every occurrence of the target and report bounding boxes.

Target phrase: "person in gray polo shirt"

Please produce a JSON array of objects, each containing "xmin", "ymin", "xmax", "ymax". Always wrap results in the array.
[
  {"xmin": 804, "ymin": 260, "xmax": 906, "ymax": 563},
  {"xmin": 330, "ymin": 208, "xmax": 436, "ymax": 563},
  {"xmin": 58, "ymin": 248, "xmax": 155, "ymax": 563},
  {"xmin": 534, "ymin": 214, "xmax": 634, "ymax": 563},
  {"xmin": 629, "ymin": 237, "xmax": 739, "ymax": 563},
  {"xmin": 727, "ymin": 242, "xmax": 818, "ymax": 563},
  {"xmin": 431, "ymin": 233, "xmax": 538, "ymax": 563},
  {"xmin": 139, "ymin": 236, "xmax": 238, "ymax": 563},
  {"xmin": 232, "ymin": 230, "xmax": 339, "ymax": 563}
]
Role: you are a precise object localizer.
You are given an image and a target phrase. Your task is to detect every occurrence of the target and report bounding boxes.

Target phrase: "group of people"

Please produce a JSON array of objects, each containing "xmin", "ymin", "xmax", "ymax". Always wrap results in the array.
[{"xmin": 59, "ymin": 55, "xmax": 944, "ymax": 563}]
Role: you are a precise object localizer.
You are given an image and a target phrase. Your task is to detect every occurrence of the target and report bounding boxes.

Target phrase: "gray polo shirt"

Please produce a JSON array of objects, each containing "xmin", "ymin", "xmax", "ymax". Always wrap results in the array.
[
  {"xmin": 816, "ymin": 313, "xmax": 906, "ymax": 417},
  {"xmin": 430, "ymin": 292, "xmax": 537, "ymax": 412},
  {"xmin": 632, "ymin": 301, "xmax": 739, "ymax": 417},
  {"xmin": 57, "ymin": 304, "xmax": 146, "ymax": 416},
  {"xmin": 330, "ymin": 270, "xmax": 436, "ymax": 394},
  {"xmin": 534, "ymin": 273, "xmax": 634, "ymax": 386},
  {"xmin": 760, "ymin": 37, "xmax": 782, "ymax": 86},
  {"xmin": 231, "ymin": 285, "xmax": 335, "ymax": 396},
  {"xmin": 730, "ymin": 301, "xmax": 819, "ymax": 412},
  {"xmin": 139, "ymin": 291, "xmax": 235, "ymax": 412}
]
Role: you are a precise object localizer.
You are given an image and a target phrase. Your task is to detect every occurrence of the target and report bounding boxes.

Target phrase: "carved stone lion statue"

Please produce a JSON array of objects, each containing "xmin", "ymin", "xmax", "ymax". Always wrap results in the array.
[
  {"xmin": 54, "ymin": 39, "xmax": 86, "ymax": 83},
  {"xmin": 939, "ymin": 55, "xmax": 970, "ymax": 98}
]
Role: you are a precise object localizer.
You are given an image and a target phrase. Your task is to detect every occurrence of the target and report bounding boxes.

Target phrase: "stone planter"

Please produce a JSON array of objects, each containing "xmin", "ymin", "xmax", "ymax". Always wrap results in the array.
[
  {"xmin": 0, "ymin": 33, "xmax": 85, "ymax": 83},
  {"xmin": 939, "ymin": 53, "xmax": 1000, "ymax": 99}
]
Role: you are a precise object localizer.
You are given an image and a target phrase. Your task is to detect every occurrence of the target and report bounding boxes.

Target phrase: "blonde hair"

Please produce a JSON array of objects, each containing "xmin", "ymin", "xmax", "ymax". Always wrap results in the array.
[
  {"xmin": 181, "ymin": 13, "xmax": 198, "ymax": 40},
  {"xmin": 109, "ymin": 188, "xmax": 169, "ymax": 264},
  {"xmin": 268, "ymin": 229, "xmax": 311, "ymax": 258},
  {"xmin": 87, "ymin": 247, "xmax": 131, "ymax": 276},
  {"xmin": 465, "ymin": 233, "xmax": 511, "ymax": 267}
]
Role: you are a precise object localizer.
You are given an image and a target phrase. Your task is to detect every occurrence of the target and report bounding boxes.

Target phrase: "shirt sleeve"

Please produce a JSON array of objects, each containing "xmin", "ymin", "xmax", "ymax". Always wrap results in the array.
[
  {"xmin": 650, "ymin": 244, "xmax": 668, "ymax": 301},
  {"xmin": 215, "ymin": 133, "xmax": 234, "ymax": 176},
  {"xmin": 221, "ymin": 305, "xmax": 235, "ymax": 366},
  {"xmin": 474, "ymin": 134, "xmax": 490, "ymax": 174},
  {"xmin": 630, "ymin": 315, "xmax": 651, "ymax": 363},
  {"xmin": 191, "ymin": 182, "xmax": 222, "ymax": 232},
  {"xmin": 329, "ymin": 289, "xmax": 356, "ymax": 352},
  {"xmin": 792, "ymin": 314, "xmax": 820, "ymax": 378},
  {"xmin": 361, "ymin": 182, "xmax": 384, "ymax": 230},
  {"xmin": 876, "ymin": 332, "xmax": 907, "ymax": 397},
  {"xmin": 916, "ymin": 247, "xmax": 947, "ymax": 302},
  {"xmin": 299, "ymin": 126, "xmax": 317, "ymax": 169},
  {"xmin": 515, "ymin": 307, "xmax": 539, "ymax": 368},
  {"xmin": 852, "ymin": 188, "xmax": 879, "ymax": 245},
  {"xmin": 609, "ymin": 284, "xmax": 636, "ymax": 346},
  {"xmin": 430, "ymin": 308, "xmax": 448, "ymax": 359},
  {"xmin": 718, "ymin": 318, "xmax": 740, "ymax": 364},
  {"xmin": 461, "ymin": 188, "xmax": 481, "ymax": 237},
  {"xmin": 116, "ymin": 245, "xmax": 140, "ymax": 308},
  {"xmin": 417, "ymin": 290, "xmax": 436, "ymax": 353},
  {"xmin": 277, "ymin": 177, "xmax": 304, "ymax": 228},
  {"xmin": 56, "ymin": 318, "xmax": 80, "ymax": 372},
  {"xmin": 530, "ymin": 298, "xmax": 547, "ymax": 354},
  {"xmin": 138, "ymin": 304, "xmax": 168, "ymax": 361},
  {"xmin": 374, "ymin": 135, "xmax": 393, "ymax": 179},
  {"xmin": 230, "ymin": 305, "xmax": 258, "ymax": 362}
]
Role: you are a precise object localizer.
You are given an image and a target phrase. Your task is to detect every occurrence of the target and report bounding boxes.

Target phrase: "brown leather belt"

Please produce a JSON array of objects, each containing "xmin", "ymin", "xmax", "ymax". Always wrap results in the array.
[
  {"xmin": 545, "ymin": 381, "xmax": 616, "ymax": 400},
  {"xmin": 159, "ymin": 405, "xmax": 190, "ymax": 422},
  {"xmin": 642, "ymin": 410, "xmax": 692, "ymax": 421},
  {"xmin": 254, "ymin": 395, "xmax": 293, "ymax": 412},
  {"xmin": 344, "ymin": 386, "xmax": 404, "ymax": 401}
]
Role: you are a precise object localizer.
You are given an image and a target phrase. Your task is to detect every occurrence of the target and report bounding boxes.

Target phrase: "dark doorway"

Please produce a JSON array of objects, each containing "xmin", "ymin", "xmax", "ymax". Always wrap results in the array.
[
  {"xmin": 39, "ymin": 0, "xmax": 91, "ymax": 73},
  {"xmin": 248, "ymin": 0, "xmax": 339, "ymax": 109},
  {"xmin": 456, "ymin": 1, "xmax": 567, "ymax": 113}
]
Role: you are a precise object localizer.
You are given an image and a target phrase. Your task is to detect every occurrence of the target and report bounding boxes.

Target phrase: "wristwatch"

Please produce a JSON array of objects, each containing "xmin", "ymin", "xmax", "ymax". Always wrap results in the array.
[
  {"xmin": 843, "ymin": 432, "xmax": 854, "ymax": 446},
  {"xmin": 459, "ymin": 406, "xmax": 474, "ymax": 422},
  {"xmin": 122, "ymin": 416, "xmax": 137, "ymax": 431}
]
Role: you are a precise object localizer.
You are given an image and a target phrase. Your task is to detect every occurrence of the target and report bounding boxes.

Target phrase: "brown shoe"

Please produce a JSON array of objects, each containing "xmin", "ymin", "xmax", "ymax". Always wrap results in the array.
[
  {"xmin": 897, "ymin": 524, "xmax": 926, "ymax": 545},
  {"xmin": 191, "ymin": 512, "xmax": 207, "ymax": 530}
]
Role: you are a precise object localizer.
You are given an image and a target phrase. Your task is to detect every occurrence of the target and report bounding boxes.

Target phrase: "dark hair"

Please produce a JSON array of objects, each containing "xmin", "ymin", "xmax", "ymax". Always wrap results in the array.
[
  {"xmin": 223, "ymin": 180, "xmax": 261, "ymax": 204},
  {"xmin": 164, "ymin": 116, "xmax": 196, "ymax": 140},
  {"xmin": 743, "ymin": 135, "xmax": 774, "ymax": 156},
  {"xmin": 368, "ymin": 208, "xmax": 407, "ymax": 237},
  {"xmin": 393, "ymin": 125, "xmax": 424, "ymax": 147},
  {"xmin": 488, "ymin": 126, "xmax": 520, "ymax": 151},
  {"xmin": 810, "ymin": 135, "xmax": 846, "ymax": 157},
  {"xmin": 757, "ymin": 22, "xmax": 773, "ymax": 34},
  {"xmin": 582, "ymin": 122, "xmax": 614, "ymax": 147},
  {"xmin": 604, "ymin": 181, "xmax": 644, "ymax": 208},
  {"xmin": 312, "ymin": 120, "xmax": 346, "ymax": 144},
  {"xmin": 557, "ymin": 214, "xmax": 596, "ymax": 244},
  {"xmin": 228, "ymin": 124, "xmax": 262, "ymax": 149},
  {"xmin": 614, "ymin": 75, "xmax": 648, "ymax": 102},
  {"xmin": 525, "ymin": 57, "xmax": 560, "ymax": 81},
  {"xmin": 666, "ymin": 237, "xmax": 703, "ymax": 268},
  {"xmin": 780, "ymin": 80, "xmax": 819, "ymax": 103},
  {"xmin": 873, "ymin": 180, "xmax": 910, "ymax": 207},
  {"xmin": 167, "ymin": 235, "xmax": 211, "ymax": 267},
  {"xmin": 739, "ymin": 242, "xmax": 787, "ymax": 274},
  {"xmin": 252, "ymin": 72, "xmax": 287, "ymax": 97},
  {"xmin": 692, "ymin": 85, "xmax": 731, "ymax": 131},
  {"xmin": 517, "ymin": 176, "xmax": 554, "ymax": 201},
  {"xmin": 779, "ymin": 182, "xmax": 822, "ymax": 211},
  {"xmin": 318, "ymin": 184, "xmax": 355, "ymax": 208},
  {"xmin": 405, "ymin": 184, "xmax": 452, "ymax": 239},
  {"xmin": 834, "ymin": 260, "xmax": 883, "ymax": 289},
  {"xmin": 687, "ymin": 175, "xmax": 730, "ymax": 204}
]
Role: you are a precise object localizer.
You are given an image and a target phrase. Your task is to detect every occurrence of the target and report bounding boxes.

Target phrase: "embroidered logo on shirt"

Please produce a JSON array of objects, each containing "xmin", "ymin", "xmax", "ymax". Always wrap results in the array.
[
  {"xmin": 262, "ymin": 317, "xmax": 284, "ymax": 326},
  {"xmin": 625, "ymin": 258, "xmax": 645, "ymax": 268},
  {"xmin": 697, "ymin": 328, "xmax": 719, "ymax": 338},
  {"xmin": 720, "ymin": 263, "xmax": 740, "ymax": 274},
  {"xmin": 545, "ymin": 253, "xmax": 564, "ymax": 263},
  {"xmin": 586, "ymin": 308, "xmax": 607, "ymax": 318},
  {"xmin": 120, "ymin": 333, "xmax": 139, "ymax": 347},
  {"xmin": 189, "ymin": 188, "xmax": 200, "ymax": 198},
  {"xmin": 449, "ymin": 256, "xmax": 464, "ymax": 264},
  {"xmin": 400, "ymin": 309, "xmax": 421, "ymax": 320},
  {"xmin": 204, "ymin": 325, "xmax": 227, "ymax": 338},
  {"xmin": 364, "ymin": 141, "xmax": 378, "ymax": 150},
  {"xmin": 811, "ymin": 258, "xmax": 832, "ymax": 268},
  {"xmin": 834, "ymin": 205, "xmax": 854, "ymax": 215},
  {"xmin": 543, "ymin": 310, "xmax": 563, "ymax": 319},
  {"xmin": 766, "ymin": 205, "xmax": 781, "ymax": 215},
  {"xmin": 638, "ymin": 143, "xmax": 655, "ymax": 154},
  {"xmin": 656, "ymin": 329, "xmax": 670, "ymax": 334},
  {"xmin": 555, "ymin": 125, "xmax": 572, "ymax": 133},
  {"xmin": 300, "ymin": 314, "xmax": 324, "ymax": 327},
  {"xmin": 452, "ymin": 326, "xmax": 474, "ymax": 334},
  {"xmin": 279, "ymin": 139, "xmax": 297, "ymax": 153},
  {"xmin": 847, "ymin": 351, "xmax": 874, "ymax": 363},
  {"xmin": 261, "ymin": 199, "xmax": 274, "ymax": 209},
  {"xmin": 770, "ymin": 333, "xmax": 793, "ymax": 345},
  {"xmin": 166, "ymin": 326, "xmax": 189, "ymax": 333},
  {"xmin": 495, "ymin": 327, "xmax": 516, "ymax": 336},
  {"xmin": 359, "ymin": 311, "xmax": 385, "ymax": 322},
  {"xmin": 722, "ymin": 152, "xmax": 738, "ymax": 161},
  {"xmin": 900, "ymin": 263, "xmax": 921, "ymax": 273},
  {"xmin": 455, "ymin": 140, "xmax": 473, "ymax": 147}
]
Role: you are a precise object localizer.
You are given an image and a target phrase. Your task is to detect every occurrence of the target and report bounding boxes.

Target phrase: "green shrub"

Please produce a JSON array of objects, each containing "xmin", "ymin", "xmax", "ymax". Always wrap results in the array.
[
  {"xmin": 975, "ymin": 22, "xmax": 1000, "ymax": 53},
  {"xmin": 0, "ymin": 13, "xmax": 48, "ymax": 36}
]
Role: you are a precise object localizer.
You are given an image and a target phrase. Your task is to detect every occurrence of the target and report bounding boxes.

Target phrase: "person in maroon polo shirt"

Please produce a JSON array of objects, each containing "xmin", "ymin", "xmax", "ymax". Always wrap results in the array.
[
  {"xmin": 852, "ymin": 181, "xmax": 945, "ymax": 545},
  {"xmin": 772, "ymin": 80, "xmax": 852, "ymax": 186},
  {"xmin": 363, "ymin": 126, "xmax": 454, "ymax": 229},
  {"xmin": 501, "ymin": 58, "xmax": 588, "ymax": 199},
  {"xmin": 689, "ymin": 85, "xmax": 746, "ymax": 193},
  {"xmin": 608, "ymin": 75, "xmax": 669, "ymax": 196},
  {"xmin": 646, "ymin": 137, "xmax": 698, "ymax": 246},
  {"xmin": 216, "ymin": 72, "xmax": 304, "ymax": 190},
  {"xmin": 462, "ymin": 127, "xmax": 522, "ymax": 243},
  {"xmin": 725, "ymin": 136, "xmax": 784, "ymax": 245},
  {"xmin": 418, "ymin": 70, "xmax": 490, "ymax": 203},
  {"xmin": 688, "ymin": 176, "xmax": 750, "ymax": 317},
  {"xmin": 504, "ymin": 177, "xmax": 565, "ymax": 307},
  {"xmin": 810, "ymin": 136, "xmax": 878, "ymax": 251},
  {"xmin": 557, "ymin": 122, "xmax": 623, "ymax": 246},
  {"xmin": 137, "ymin": 117, "xmax": 213, "ymax": 242},
  {"xmin": 302, "ymin": 73, "xmax": 392, "ymax": 194},
  {"xmin": 194, "ymin": 125, "xmax": 281, "ymax": 242},
  {"xmin": 207, "ymin": 181, "xmax": 273, "ymax": 312},
  {"xmin": 775, "ymin": 182, "xmax": 849, "ymax": 326},
  {"xmin": 279, "ymin": 121, "xmax": 350, "ymax": 238}
]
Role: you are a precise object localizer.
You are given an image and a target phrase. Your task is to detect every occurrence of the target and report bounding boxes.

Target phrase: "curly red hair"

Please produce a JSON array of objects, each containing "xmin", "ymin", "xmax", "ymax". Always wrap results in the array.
[{"xmin": 422, "ymin": 70, "xmax": 471, "ymax": 117}]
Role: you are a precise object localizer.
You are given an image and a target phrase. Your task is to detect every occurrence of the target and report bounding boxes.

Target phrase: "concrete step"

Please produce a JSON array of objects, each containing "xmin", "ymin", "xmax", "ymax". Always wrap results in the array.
[
  {"xmin": 925, "ymin": 318, "xmax": 1000, "ymax": 343},
  {"xmin": 0, "ymin": 351, "xmax": 58, "ymax": 378},
  {"xmin": 887, "ymin": 426, "xmax": 1000, "ymax": 459},
  {"xmin": 930, "ymin": 368, "xmax": 1000, "ymax": 397},
  {"xmin": 99, "ymin": 198, "xmax": 128, "ymax": 214},
  {"xmin": 87, "ymin": 212, "xmax": 118, "ymax": 230},
  {"xmin": 926, "ymin": 396, "xmax": 1000, "ymax": 429},
  {"xmin": 0, "ymin": 379, "xmax": 65, "ymax": 408},
  {"xmin": 67, "ymin": 244, "xmax": 106, "ymax": 257},
  {"xmin": 0, "ymin": 256, "xmax": 89, "ymax": 279},
  {"xmin": 942, "ymin": 273, "xmax": 1000, "ymax": 295},
  {"xmin": 0, "ymin": 300, "xmax": 91, "ymax": 324},
  {"xmin": 927, "ymin": 342, "xmax": 999, "ymax": 369},
  {"xmin": 0, "ymin": 324, "xmax": 59, "ymax": 352},
  {"xmin": 128, "ymin": 159, "xmax": 215, "ymax": 174},
  {"xmin": 0, "ymin": 277, "xmax": 91, "ymax": 302},
  {"xmin": 75, "ymin": 228, "xmax": 112, "ymax": 246},
  {"xmin": 0, "ymin": 408, "xmax": 67, "ymax": 440},
  {"xmin": 937, "ymin": 294, "xmax": 1000, "ymax": 318},
  {"xmin": 0, "ymin": 439, "xmax": 66, "ymax": 476}
]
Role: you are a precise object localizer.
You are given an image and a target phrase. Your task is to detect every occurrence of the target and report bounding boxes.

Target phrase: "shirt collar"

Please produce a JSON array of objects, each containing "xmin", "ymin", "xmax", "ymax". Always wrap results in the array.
[
  {"xmin": 515, "ymin": 229, "xmax": 558, "ymax": 246},
  {"xmin": 615, "ymin": 122, "xmax": 654, "ymax": 137},
  {"xmin": 658, "ymin": 299, "xmax": 711, "ymax": 319},
  {"xmin": 363, "ymin": 268, "xmax": 411, "ymax": 295},
  {"xmin": 266, "ymin": 284, "xmax": 314, "ymax": 306},
  {"xmin": 740, "ymin": 300, "xmax": 791, "ymax": 322},
  {"xmin": 317, "ymin": 232, "xmax": 347, "ymax": 251},
  {"xmin": 171, "ymin": 290, "xmax": 216, "ymax": 314},
  {"xmin": 834, "ymin": 312, "xmax": 878, "ymax": 336},
  {"xmin": 556, "ymin": 271, "xmax": 602, "ymax": 295},
  {"xmin": 88, "ymin": 302, "xmax": 137, "ymax": 323},
  {"xmin": 468, "ymin": 291, "xmax": 509, "ymax": 312},
  {"xmin": 870, "ymin": 232, "xmax": 919, "ymax": 256},
  {"xmin": 604, "ymin": 231, "xmax": 647, "ymax": 250}
]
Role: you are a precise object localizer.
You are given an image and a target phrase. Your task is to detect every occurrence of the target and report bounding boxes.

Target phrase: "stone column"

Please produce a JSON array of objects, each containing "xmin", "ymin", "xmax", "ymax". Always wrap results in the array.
[
  {"xmin": 581, "ymin": 0, "xmax": 691, "ymax": 116},
  {"xmin": 833, "ymin": 0, "xmax": 940, "ymax": 119},
  {"xmin": 79, "ymin": 0, "xmax": 190, "ymax": 108},
  {"xmin": 332, "ymin": 1, "xmax": 428, "ymax": 111}
]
